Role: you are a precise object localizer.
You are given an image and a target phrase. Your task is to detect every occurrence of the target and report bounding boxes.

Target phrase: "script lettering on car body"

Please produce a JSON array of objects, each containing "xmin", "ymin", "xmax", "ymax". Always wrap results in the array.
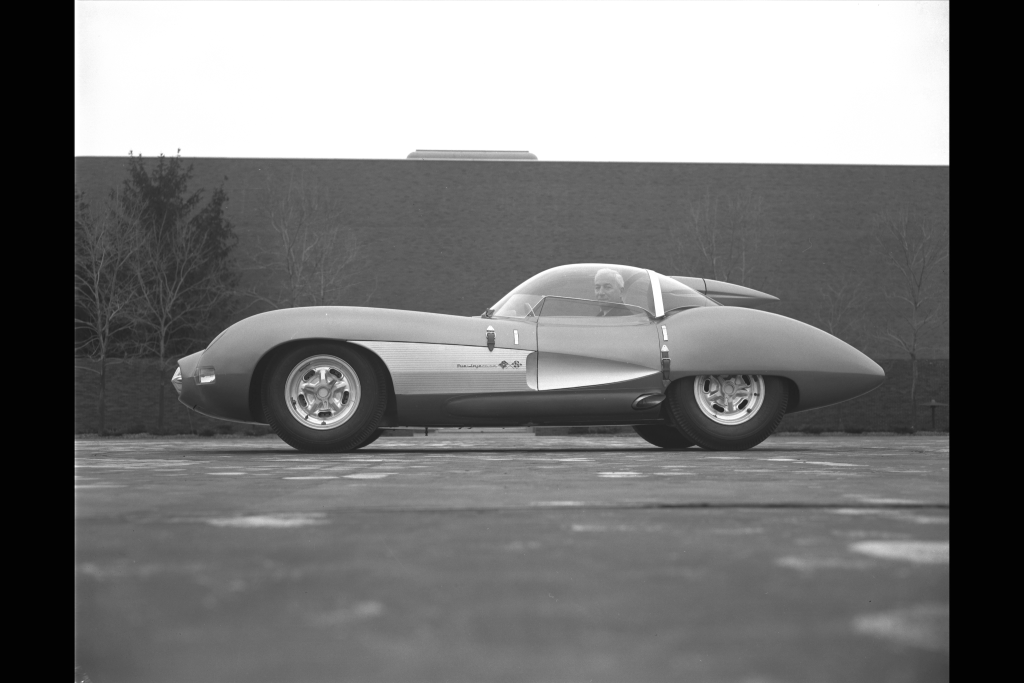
[{"xmin": 456, "ymin": 360, "xmax": 522, "ymax": 369}]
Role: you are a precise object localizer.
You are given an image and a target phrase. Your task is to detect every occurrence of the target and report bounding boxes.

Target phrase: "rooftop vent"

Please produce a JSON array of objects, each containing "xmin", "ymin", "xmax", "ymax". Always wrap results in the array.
[{"xmin": 407, "ymin": 149, "xmax": 538, "ymax": 161}]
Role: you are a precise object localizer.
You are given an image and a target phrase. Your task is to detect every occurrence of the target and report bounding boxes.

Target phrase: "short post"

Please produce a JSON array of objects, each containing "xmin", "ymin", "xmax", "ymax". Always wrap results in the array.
[{"xmin": 921, "ymin": 399, "xmax": 949, "ymax": 431}]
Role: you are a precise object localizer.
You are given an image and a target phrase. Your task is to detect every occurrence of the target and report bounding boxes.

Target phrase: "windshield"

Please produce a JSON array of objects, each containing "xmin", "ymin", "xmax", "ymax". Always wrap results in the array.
[{"xmin": 489, "ymin": 264, "xmax": 654, "ymax": 319}]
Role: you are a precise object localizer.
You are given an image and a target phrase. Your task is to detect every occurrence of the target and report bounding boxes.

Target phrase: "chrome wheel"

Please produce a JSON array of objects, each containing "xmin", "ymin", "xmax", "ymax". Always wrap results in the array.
[
  {"xmin": 284, "ymin": 355, "xmax": 361, "ymax": 430},
  {"xmin": 693, "ymin": 374, "xmax": 765, "ymax": 425}
]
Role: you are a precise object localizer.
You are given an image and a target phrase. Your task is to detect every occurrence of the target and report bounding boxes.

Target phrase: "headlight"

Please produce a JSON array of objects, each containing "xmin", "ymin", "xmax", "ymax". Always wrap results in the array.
[{"xmin": 198, "ymin": 367, "xmax": 216, "ymax": 384}]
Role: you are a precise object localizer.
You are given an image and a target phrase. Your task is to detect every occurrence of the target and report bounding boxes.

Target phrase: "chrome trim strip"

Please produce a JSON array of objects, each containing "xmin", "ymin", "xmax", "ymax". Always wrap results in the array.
[
  {"xmin": 648, "ymin": 269, "xmax": 665, "ymax": 317},
  {"xmin": 661, "ymin": 325, "xmax": 668, "ymax": 341}
]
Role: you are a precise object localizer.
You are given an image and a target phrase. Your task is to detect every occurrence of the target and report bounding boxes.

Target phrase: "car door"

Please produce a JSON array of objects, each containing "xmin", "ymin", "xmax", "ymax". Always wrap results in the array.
[{"xmin": 535, "ymin": 297, "xmax": 662, "ymax": 391}]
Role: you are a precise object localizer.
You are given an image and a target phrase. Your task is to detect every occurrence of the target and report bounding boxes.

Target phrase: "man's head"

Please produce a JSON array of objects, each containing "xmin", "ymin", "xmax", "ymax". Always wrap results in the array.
[{"xmin": 594, "ymin": 268, "xmax": 624, "ymax": 304}]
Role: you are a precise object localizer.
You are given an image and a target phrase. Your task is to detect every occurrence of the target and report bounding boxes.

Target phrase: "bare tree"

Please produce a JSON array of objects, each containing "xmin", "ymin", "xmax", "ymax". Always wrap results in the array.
[
  {"xmin": 812, "ymin": 272, "xmax": 867, "ymax": 431},
  {"xmin": 74, "ymin": 190, "xmax": 144, "ymax": 435},
  {"xmin": 128, "ymin": 205, "xmax": 234, "ymax": 432},
  {"xmin": 109, "ymin": 151, "xmax": 240, "ymax": 433},
  {"xmin": 243, "ymin": 175, "xmax": 371, "ymax": 310},
  {"xmin": 814, "ymin": 273, "xmax": 866, "ymax": 345},
  {"xmin": 674, "ymin": 188, "xmax": 767, "ymax": 287},
  {"xmin": 874, "ymin": 207, "xmax": 949, "ymax": 431}
]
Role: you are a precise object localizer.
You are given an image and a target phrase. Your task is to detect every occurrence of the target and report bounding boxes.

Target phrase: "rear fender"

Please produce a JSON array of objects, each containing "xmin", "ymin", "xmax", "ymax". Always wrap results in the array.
[{"xmin": 661, "ymin": 307, "xmax": 883, "ymax": 412}]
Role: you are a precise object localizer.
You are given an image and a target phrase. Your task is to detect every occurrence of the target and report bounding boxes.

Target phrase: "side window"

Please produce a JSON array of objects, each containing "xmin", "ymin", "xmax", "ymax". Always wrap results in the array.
[
  {"xmin": 489, "ymin": 264, "xmax": 658, "ymax": 319},
  {"xmin": 657, "ymin": 274, "xmax": 715, "ymax": 311},
  {"xmin": 621, "ymin": 274, "xmax": 653, "ymax": 312},
  {"xmin": 538, "ymin": 297, "xmax": 648, "ymax": 319}
]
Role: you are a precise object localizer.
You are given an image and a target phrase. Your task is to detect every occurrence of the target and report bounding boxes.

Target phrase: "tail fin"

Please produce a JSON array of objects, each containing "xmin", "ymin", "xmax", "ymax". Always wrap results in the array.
[{"xmin": 670, "ymin": 276, "xmax": 779, "ymax": 308}]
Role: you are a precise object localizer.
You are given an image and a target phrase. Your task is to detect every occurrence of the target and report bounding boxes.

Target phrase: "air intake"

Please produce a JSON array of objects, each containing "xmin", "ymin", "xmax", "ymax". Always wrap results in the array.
[{"xmin": 407, "ymin": 150, "xmax": 538, "ymax": 161}]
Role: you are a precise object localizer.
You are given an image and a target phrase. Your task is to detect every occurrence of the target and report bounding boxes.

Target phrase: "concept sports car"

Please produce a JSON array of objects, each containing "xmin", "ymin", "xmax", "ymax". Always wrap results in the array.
[{"xmin": 172, "ymin": 263, "xmax": 884, "ymax": 452}]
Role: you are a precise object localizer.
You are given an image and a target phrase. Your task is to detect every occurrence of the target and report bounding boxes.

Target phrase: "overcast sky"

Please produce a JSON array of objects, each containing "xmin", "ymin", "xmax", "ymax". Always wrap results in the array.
[{"xmin": 75, "ymin": 1, "xmax": 948, "ymax": 165}]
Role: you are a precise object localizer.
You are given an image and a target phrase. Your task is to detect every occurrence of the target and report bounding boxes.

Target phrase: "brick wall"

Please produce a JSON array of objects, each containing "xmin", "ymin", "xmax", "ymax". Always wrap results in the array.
[
  {"xmin": 74, "ymin": 156, "xmax": 948, "ymax": 434},
  {"xmin": 74, "ymin": 157, "xmax": 949, "ymax": 359}
]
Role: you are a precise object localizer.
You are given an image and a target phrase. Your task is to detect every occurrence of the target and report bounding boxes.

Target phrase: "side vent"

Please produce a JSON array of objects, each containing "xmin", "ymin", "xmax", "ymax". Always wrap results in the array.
[{"xmin": 632, "ymin": 393, "xmax": 666, "ymax": 410}]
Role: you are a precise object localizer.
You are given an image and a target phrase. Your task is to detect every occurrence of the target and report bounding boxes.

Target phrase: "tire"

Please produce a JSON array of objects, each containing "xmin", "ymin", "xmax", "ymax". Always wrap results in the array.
[
  {"xmin": 632, "ymin": 425, "xmax": 696, "ymax": 449},
  {"xmin": 353, "ymin": 429, "xmax": 384, "ymax": 450},
  {"xmin": 262, "ymin": 342, "xmax": 388, "ymax": 452},
  {"xmin": 666, "ymin": 375, "xmax": 789, "ymax": 451}
]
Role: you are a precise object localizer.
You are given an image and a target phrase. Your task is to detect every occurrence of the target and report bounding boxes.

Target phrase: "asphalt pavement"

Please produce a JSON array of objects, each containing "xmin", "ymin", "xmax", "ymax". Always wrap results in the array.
[{"xmin": 75, "ymin": 432, "xmax": 949, "ymax": 683}]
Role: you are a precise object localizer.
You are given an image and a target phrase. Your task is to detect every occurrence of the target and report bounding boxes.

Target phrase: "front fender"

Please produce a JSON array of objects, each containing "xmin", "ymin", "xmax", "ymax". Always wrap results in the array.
[
  {"xmin": 662, "ymin": 307, "xmax": 884, "ymax": 412},
  {"xmin": 176, "ymin": 306, "xmax": 526, "ymax": 422}
]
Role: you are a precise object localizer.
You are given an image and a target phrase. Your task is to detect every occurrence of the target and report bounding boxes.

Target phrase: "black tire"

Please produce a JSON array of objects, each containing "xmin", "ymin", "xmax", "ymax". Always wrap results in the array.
[
  {"xmin": 666, "ymin": 375, "xmax": 789, "ymax": 451},
  {"xmin": 353, "ymin": 429, "xmax": 384, "ymax": 450},
  {"xmin": 632, "ymin": 425, "xmax": 696, "ymax": 449},
  {"xmin": 262, "ymin": 342, "xmax": 388, "ymax": 453}
]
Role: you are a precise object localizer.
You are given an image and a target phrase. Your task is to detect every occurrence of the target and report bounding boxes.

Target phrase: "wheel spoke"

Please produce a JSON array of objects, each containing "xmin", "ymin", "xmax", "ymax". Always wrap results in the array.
[
  {"xmin": 694, "ymin": 374, "xmax": 765, "ymax": 424},
  {"xmin": 284, "ymin": 355, "xmax": 362, "ymax": 431}
]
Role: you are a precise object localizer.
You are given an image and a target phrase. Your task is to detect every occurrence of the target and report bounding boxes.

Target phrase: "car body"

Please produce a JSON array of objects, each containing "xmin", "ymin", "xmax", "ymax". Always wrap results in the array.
[{"xmin": 173, "ymin": 263, "xmax": 884, "ymax": 451}]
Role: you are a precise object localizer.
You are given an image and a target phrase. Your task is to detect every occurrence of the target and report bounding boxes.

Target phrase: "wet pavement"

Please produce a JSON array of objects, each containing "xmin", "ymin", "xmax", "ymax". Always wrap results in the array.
[{"xmin": 75, "ymin": 433, "xmax": 949, "ymax": 683}]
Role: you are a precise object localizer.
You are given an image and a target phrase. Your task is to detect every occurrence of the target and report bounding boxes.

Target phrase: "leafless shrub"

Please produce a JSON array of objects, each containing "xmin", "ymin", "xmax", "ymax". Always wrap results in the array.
[
  {"xmin": 74, "ymin": 190, "xmax": 145, "ymax": 435},
  {"xmin": 814, "ymin": 273, "xmax": 866, "ymax": 346},
  {"xmin": 127, "ymin": 203, "xmax": 235, "ymax": 431},
  {"xmin": 874, "ymin": 207, "xmax": 949, "ymax": 431},
  {"xmin": 674, "ymin": 188, "xmax": 767, "ymax": 287},
  {"xmin": 242, "ymin": 175, "xmax": 373, "ymax": 310}
]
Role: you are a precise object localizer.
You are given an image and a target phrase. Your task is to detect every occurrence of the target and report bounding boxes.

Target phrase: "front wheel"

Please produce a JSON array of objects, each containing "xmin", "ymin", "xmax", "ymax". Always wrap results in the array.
[
  {"xmin": 666, "ymin": 375, "xmax": 789, "ymax": 451},
  {"xmin": 353, "ymin": 429, "xmax": 384, "ymax": 450},
  {"xmin": 262, "ymin": 342, "xmax": 388, "ymax": 452},
  {"xmin": 632, "ymin": 425, "xmax": 696, "ymax": 450}
]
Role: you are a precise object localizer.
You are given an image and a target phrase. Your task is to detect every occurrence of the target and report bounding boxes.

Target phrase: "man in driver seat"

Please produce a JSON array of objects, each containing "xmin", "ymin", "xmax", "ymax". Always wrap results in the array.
[{"xmin": 593, "ymin": 268, "xmax": 634, "ymax": 316}]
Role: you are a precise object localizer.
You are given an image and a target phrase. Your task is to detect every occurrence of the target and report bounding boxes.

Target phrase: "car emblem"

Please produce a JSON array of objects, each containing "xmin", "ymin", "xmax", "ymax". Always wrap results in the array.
[{"xmin": 499, "ymin": 360, "xmax": 508, "ymax": 369}]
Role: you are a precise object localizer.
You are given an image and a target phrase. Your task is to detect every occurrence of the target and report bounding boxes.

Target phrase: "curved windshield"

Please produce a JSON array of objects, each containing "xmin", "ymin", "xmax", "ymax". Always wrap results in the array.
[{"xmin": 490, "ymin": 264, "xmax": 655, "ymax": 319}]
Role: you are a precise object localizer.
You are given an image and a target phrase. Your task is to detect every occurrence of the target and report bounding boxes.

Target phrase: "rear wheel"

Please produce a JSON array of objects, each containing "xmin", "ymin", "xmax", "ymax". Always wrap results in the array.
[
  {"xmin": 667, "ymin": 375, "xmax": 788, "ymax": 451},
  {"xmin": 262, "ymin": 342, "xmax": 387, "ymax": 452},
  {"xmin": 632, "ymin": 425, "xmax": 695, "ymax": 449}
]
